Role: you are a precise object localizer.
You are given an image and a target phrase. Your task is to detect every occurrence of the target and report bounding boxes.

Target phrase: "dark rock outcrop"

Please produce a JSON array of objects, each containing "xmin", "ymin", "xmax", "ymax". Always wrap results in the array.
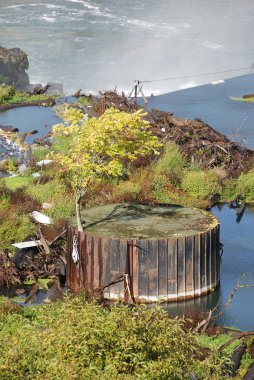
[{"xmin": 0, "ymin": 46, "xmax": 30, "ymax": 90}]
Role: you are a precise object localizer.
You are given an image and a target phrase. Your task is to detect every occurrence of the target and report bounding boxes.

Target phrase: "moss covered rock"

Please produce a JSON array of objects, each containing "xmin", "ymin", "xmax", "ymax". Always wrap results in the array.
[{"xmin": 0, "ymin": 46, "xmax": 29, "ymax": 90}]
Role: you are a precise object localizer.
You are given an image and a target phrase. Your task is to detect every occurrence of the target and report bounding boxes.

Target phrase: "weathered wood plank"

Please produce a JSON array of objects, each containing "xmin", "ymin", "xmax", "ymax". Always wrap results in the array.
[{"xmin": 158, "ymin": 239, "xmax": 167, "ymax": 298}]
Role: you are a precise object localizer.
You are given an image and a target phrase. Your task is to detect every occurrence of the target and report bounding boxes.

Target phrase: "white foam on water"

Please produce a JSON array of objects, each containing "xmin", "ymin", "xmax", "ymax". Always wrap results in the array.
[
  {"xmin": 178, "ymin": 82, "xmax": 198, "ymax": 90},
  {"xmin": 2, "ymin": 4, "xmax": 24, "ymax": 10},
  {"xmin": 64, "ymin": 0, "xmax": 98, "ymax": 11},
  {"xmin": 202, "ymin": 41, "xmax": 223, "ymax": 50},
  {"xmin": 39, "ymin": 15, "xmax": 56, "ymax": 23},
  {"xmin": 212, "ymin": 80, "xmax": 225, "ymax": 85},
  {"xmin": 45, "ymin": 4, "xmax": 68, "ymax": 10}
]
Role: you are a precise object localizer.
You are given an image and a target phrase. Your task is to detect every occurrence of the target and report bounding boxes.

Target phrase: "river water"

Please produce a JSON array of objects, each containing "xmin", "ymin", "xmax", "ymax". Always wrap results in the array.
[
  {"xmin": 164, "ymin": 204, "xmax": 254, "ymax": 331},
  {"xmin": 1, "ymin": 0, "xmax": 254, "ymax": 95}
]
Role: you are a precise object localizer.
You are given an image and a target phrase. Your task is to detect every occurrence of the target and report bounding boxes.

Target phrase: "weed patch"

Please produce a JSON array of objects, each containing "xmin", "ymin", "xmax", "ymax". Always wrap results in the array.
[{"xmin": 0, "ymin": 296, "xmax": 232, "ymax": 380}]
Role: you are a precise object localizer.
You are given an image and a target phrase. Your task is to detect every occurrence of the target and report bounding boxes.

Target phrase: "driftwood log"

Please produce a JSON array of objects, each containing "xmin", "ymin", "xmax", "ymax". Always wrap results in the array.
[
  {"xmin": 243, "ymin": 93, "xmax": 254, "ymax": 99},
  {"xmin": 0, "ymin": 125, "xmax": 19, "ymax": 133},
  {"xmin": 229, "ymin": 342, "xmax": 247, "ymax": 377}
]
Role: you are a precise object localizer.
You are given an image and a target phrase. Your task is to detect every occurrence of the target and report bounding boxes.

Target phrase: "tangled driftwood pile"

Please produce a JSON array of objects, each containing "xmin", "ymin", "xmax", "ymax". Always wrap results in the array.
[
  {"xmin": 94, "ymin": 90, "xmax": 139, "ymax": 115},
  {"xmin": 94, "ymin": 91, "xmax": 254, "ymax": 176},
  {"xmin": 148, "ymin": 109, "xmax": 254, "ymax": 176}
]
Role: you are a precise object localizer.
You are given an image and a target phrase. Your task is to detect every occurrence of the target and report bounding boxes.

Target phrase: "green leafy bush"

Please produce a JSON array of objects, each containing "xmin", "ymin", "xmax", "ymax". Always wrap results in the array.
[
  {"xmin": 237, "ymin": 170, "xmax": 254, "ymax": 201},
  {"xmin": 0, "ymin": 212, "xmax": 35, "ymax": 251},
  {"xmin": 4, "ymin": 175, "xmax": 33, "ymax": 191},
  {"xmin": 48, "ymin": 194, "xmax": 75, "ymax": 220},
  {"xmin": 154, "ymin": 143, "xmax": 187, "ymax": 186},
  {"xmin": 31, "ymin": 146, "xmax": 50, "ymax": 161},
  {"xmin": 0, "ymin": 192, "xmax": 10, "ymax": 210},
  {"xmin": 26, "ymin": 179, "xmax": 66, "ymax": 204},
  {"xmin": 181, "ymin": 170, "xmax": 221, "ymax": 198},
  {"xmin": 0, "ymin": 84, "xmax": 15, "ymax": 103},
  {"xmin": 0, "ymin": 296, "xmax": 231, "ymax": 379}
]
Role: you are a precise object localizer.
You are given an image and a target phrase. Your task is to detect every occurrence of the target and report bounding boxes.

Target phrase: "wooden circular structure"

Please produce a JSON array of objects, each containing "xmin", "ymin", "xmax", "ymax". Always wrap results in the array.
[{"xmin": 66, "ymin": 204, "xmax": 220, "ymax": 302}]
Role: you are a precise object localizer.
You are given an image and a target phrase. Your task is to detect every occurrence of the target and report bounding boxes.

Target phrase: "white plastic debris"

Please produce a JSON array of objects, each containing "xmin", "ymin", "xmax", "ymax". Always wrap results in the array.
[
  {"xmin": 32, "ymin": 172, "xmax": 41, "ymax": 178},
  {"xmin": 36, "ymin": 159, "xmax": 53, "ymax": 167},
  {"xmin": 161, "ymin": 127, "xmax": 166, "ymax": 133},
  {"xmin": 30, "ymin": 211, "xmax": 53, "ymax": 225},
  {"xmin": 12, "ymin": 240, "xmax": 42, "ymax": 249},
  {"xmin": 72, "ymin": 236, "xmax": 79, "ymax": 264}
]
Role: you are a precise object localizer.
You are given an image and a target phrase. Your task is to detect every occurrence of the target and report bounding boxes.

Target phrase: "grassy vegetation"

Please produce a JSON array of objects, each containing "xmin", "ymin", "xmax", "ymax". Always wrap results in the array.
[
  {"xmin": 0, "ymin": 84, "xmax": 56, "ymax": 104},
  {"xmin": 109, "ymin": 143, "xmax": 221, "ymax": 208},
  {"xmin": 0, "ymin": 295, "xmax": 233, "ymax": 380},
  {"xmin": 3, "ymin": 175, "xmax": 34, "ymax": 191},
  {"xmin": 2, "ymin": 139, "xmax": 254, "ymax": 250},
  {"xmin": 0, "ymin": 166, "xmax": 74, "ymax": 250},
  {"xmin": 230, "ymin": 96, "xmax": 254, "ymax": 103}
]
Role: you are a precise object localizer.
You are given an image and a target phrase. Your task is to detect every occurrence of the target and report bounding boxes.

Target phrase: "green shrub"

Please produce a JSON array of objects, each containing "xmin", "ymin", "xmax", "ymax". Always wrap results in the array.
[
  {"xmin": 0, "ymin": 192, "xmax": 10, "ymax": 210},
  {"xmin": 31, "ymin": 146, "xmax": 50, "ymax": 161},
  {"xmin": 0, "ymin": 84, "xmax": 15, "ymax": 103},
  {"xmin": 221, "ymin": 178, "xmax": 238, "ymax": 201},
  {"xmin": 52, "ymin": 135, "xmax": 71, "ymax": 156},
  {"xmin": 0, "ymin": 213, "xmax": 36, "ymax": 251},
  {"xmin": 154, "ymin": 143, "xmax": 187, "ymax": 185},
  {"xmin": 0, "ymin": 296, "xmax": 231, "ymax": 379},
  {"xmin": 237, "ymin": 170, "xmax": 254, "ymax": 201},
  {"xmin": 4, "ymin": 175, "xmax": 33, "ymax": 191},
  {"xmin": 26, "ymin": 179, "xmax": 67, "ymax": 204},
  {"xmin": 49, "ymin": 194, "xmax": 75, "ymax": 220},
  {"xmin": 181, "ymin": 170, "xmax": 221, "ymax": 198}
]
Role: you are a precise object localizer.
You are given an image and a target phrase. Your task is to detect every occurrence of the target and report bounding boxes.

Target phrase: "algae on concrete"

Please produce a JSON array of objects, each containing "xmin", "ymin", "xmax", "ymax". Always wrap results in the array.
[{"xmin": 70, "ymin": 203, "xmax": 218, "ymax": 239}]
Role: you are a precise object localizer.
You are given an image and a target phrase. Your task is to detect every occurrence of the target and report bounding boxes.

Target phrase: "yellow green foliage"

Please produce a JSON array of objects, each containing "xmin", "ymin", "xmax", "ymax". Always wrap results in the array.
[
  {"xmin": 51, "ymin": 107, "xmax": 162, "ymax": 196},
  {"xmin": 3, "ymin": 175, "xmax": 33, "ymax": 191},
  {"xmin": 0, "ymin": 213, "xmax": 35, "ymax": 251},
  {"xmin": 26, "ymin": 179, "xmax": 75, "ymax": 221},
  {"xmin": 237, "ymin": 170, "xmax": 254, "ymax": 201},
  {"xmin": 0, "ymin": 296, "xmax": 231, "ymax": 379},
  {"xmin": 181, "ymin": 170, "xmax": 222, "ymax": 198},
  {"xmin": 0, "ymin": 84, "xmax": 15, "ymax": 103},
  {"xmin": 154, "ymin": 142, "xmax": 186, "ymax": 185}
]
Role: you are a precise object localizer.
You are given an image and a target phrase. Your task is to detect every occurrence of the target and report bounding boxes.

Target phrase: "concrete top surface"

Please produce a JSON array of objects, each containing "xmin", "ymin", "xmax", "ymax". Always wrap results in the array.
[{"xmin": 71, "ymin": 203, "xmax": 219, "ymax": 239}]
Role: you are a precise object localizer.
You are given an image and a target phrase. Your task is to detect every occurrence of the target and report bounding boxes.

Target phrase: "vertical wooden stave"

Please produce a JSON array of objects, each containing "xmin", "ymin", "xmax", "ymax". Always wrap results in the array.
[
  {"xmin": 137, "ymin": 239, "xmax": 148, "ymax": 299},
  {"xmin": 200, "ymin": 233, "xmax": 206, "ymax": 292},
  {"xmin": 147, "ymin": 240, "xmax": 158, "ymax": 300},
  {"xmin": 167, "ymin": 239, "xmax": 178, "ymax": 298},
  {"xmin": 66, "ymin": 220, "xmax": 220, "ymax": 302},
  {"xmin": 177, "ymin": 237, "xmax": 185, "ymax": 298},
  {"xmin": 194, "ymin": 234, "xmax": 201, "ymax": 296},
  {"xmin": 158, "ymin": 239, "xmax": 168, "ymax": 299},
  {"xmin": 185, "ymin": 236, "xmax": 194, "ymax": 295}
]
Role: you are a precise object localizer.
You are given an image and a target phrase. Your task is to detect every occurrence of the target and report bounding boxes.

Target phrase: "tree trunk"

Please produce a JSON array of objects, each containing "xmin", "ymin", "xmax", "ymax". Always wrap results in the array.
[{"xmin": 75, "ymin": 194, "xmax": 83, "ymax": 232}]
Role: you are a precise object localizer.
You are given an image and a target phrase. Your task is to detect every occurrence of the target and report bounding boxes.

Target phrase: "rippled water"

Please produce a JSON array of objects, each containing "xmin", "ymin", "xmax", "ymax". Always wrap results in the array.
[
  {"xmin": 164, "ymin": 205, "xmax": 254, "ymax": 331},
  {"xmin": 1, "ymin": 0, "xmax": 254, "ymax": 94}
]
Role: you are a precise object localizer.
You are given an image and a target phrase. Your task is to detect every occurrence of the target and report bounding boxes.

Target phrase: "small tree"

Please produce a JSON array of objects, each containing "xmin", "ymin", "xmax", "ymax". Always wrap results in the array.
[{"xmin": 51, "ymin": 106, "xmax": 161, "ymax": 231}]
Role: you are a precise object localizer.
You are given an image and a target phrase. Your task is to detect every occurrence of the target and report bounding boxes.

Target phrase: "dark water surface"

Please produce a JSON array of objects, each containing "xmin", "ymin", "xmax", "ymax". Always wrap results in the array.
[
  {"xmin": 0, "ymin": 106, "xmax": 61, "ymax": 144},
  {"xmin": 164, "ymin": 204, "xmax": 254, "ymax": 331}
]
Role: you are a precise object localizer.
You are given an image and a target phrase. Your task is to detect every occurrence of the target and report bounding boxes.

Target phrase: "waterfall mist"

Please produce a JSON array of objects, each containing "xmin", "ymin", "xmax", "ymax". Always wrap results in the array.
[{"xmin": 1, "ymin": 0, "xmax": 254, "ymax": 94}]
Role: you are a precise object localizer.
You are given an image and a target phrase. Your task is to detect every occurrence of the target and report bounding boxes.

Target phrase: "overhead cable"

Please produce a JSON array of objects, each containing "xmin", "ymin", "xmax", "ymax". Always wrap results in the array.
[{"xmin": 139, "ymin": 66, "xmax": 251, "ymax": 84}]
